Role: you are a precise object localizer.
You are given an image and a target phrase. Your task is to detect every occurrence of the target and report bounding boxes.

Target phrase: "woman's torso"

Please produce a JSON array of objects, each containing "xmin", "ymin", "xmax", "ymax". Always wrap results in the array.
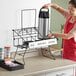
[{"xmin": 63, "ymin": 16, "xmax": 76, "ymax": 61}]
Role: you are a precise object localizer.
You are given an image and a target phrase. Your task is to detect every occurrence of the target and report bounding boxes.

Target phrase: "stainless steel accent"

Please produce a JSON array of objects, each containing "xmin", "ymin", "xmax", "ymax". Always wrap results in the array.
[{"xmin": 38, "ymin": 8, "xmax": 50, "ymax": 39}]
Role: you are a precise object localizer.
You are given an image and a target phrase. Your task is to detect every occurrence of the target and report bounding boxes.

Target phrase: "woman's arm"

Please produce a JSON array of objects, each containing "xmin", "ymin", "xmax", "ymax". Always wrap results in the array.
[
  {"xmin": 47, "ymin": 32, "xmax": 73, "ymax": 39},
  {"xmin": 47, "ymin": 24, "xmax": 76, "ymax": 39},
  {"xmin": 43, "ymin": 3, "xmax": 70, "ymax": 19},
  {"xmin": 52, "ymin": 33, "xmax": 73, "ymax": 39}
]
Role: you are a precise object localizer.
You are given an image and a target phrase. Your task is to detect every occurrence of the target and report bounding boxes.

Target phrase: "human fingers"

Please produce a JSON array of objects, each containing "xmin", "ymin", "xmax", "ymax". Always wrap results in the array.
[{"xmin": 46, "ymin": 34, "xmax": 52, "ymax": 39}]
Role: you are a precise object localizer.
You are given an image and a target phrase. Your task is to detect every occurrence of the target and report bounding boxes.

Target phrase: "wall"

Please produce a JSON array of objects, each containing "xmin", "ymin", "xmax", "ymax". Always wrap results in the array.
[
  {"xmin": 51, "ymin": 0, "xmax": 69, "ymax": 48},
  {"xmin": 0, "ymin": 0, "xmax": 70, "ymax": 52},
  {"xmin": 0, "ymin": 0, "xmax": 50, "ymax": 52}
]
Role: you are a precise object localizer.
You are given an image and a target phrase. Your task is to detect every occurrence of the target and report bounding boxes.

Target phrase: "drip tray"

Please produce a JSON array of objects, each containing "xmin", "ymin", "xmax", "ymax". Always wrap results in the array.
[{"xmin": 0, "ymin": 60, "xmax": 24, "ymax": 71}]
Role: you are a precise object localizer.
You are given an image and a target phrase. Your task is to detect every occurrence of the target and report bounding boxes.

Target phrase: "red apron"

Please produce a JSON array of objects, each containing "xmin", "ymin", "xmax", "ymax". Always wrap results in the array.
[{"xmin": 62, "ymin": 17, "xmax": 76, "ymax": 61}]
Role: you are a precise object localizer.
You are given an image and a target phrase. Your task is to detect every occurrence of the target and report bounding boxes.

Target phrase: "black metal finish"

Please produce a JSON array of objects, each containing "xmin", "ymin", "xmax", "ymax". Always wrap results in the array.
[
  {"xmin": 39, "ymin": 8, "xmax": 49, "ymax": 18},
  {"xmin": 0, "ymin": 60, "xmax": 24, "ymax": 71},
  {"xmin": 21, "ymin": 9, "xmax": 36, "ymax": 29},
  {"xmin": 12, "ymin": 27, "xmax": 40, "ymax": 65},
  {"xmin": 12, "ymin": 9, "xmax": 55, "ymax": 65}
]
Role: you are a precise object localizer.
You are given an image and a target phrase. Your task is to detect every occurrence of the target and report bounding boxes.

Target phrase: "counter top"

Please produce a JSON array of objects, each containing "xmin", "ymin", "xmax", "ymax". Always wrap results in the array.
[{"xmin": 0, "ymin": 56, "xmax": 76, "ymax": 76}]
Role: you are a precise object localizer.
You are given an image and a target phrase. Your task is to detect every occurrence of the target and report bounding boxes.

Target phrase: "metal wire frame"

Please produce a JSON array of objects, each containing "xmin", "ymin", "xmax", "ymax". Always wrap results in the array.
[
  {"xmin": 12, "ymin": 27, "xmax": 42, "ymax": 65},
  {"xmin": 12, "ymin": 9, "xmax": 54, "ymax": 65}
]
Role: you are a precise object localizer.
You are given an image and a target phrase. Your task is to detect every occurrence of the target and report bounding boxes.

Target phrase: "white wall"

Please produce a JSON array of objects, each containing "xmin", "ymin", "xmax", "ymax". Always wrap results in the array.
[{"xmin": 0, "ymin": 0, "xmax": 51, "ymax": 52}]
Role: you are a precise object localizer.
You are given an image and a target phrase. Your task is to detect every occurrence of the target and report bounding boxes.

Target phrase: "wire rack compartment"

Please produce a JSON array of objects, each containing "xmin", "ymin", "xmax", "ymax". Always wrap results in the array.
[{"xmin": 13, "ymin": 27, "xmax": 40, "ymax": 49}]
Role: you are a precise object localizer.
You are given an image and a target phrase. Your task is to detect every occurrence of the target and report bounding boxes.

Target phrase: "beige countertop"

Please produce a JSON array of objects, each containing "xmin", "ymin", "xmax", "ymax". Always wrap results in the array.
[{"xmin": 0, "ymin": 56, "xmax": 76, "ymax": 76}]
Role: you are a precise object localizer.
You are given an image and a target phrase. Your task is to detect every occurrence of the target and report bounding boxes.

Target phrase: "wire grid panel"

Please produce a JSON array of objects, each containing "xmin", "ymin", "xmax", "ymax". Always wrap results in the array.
[
  {"xmin": 21, "ymin": 9, "xmax": 36, "ymax": 28},
  {"xmin": 13, "ymin": 27, "xmax": 39, "ymax": 47}
]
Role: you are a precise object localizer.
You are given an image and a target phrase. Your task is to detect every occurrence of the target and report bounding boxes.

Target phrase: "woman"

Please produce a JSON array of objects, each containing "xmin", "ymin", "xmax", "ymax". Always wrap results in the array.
[{"xmin": 43, "ymin": 0, "xmax": 76, "ymax": 61}]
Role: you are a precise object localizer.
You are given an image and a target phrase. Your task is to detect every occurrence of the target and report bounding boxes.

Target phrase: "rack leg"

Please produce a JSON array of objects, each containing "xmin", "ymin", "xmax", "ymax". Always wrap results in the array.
[
  {"xmin": 22, "ymin": 49, "xmax": 27, "ymax": 65},
  {"xmin": 48, "ymin": 46, "xmax": 56, "ymax": 60},
  {"xmin": 41, "ymin": 47, "xmax": 56, "ymax": 60},
  {"xmin": 14, "ymin": 47, "xmax": 18, "ymax": 61},
  {"xmin": 14, "ymin": 47, "xmax": 26, "ymax": 65}
]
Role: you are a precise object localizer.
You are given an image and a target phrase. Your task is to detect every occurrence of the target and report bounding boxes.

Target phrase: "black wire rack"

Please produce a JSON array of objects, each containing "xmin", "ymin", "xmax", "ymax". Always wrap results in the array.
[
  {"xmin": 12, "ymin": 9, "xmax": 55, "ymax": 65},
  {"xmin": 12, "ymin": 27, "xmax": 44, "ymax": 65}
]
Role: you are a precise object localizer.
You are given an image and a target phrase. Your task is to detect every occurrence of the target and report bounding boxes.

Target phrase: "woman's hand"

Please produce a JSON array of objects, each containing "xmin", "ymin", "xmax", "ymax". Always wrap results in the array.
[
  {"xmin": 42, "ymin": 3, "xmax": 52, "ymax": 9},
  {"xmin": 46, "ymin": 33, "xmax": 54, "ymax": 39}
]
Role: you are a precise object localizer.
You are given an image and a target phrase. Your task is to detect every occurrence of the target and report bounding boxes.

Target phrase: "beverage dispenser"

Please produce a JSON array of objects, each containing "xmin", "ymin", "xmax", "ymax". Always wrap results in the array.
[{"xmin": 38, "ymin": 8, "xmax": 50, "ymax": 39}]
